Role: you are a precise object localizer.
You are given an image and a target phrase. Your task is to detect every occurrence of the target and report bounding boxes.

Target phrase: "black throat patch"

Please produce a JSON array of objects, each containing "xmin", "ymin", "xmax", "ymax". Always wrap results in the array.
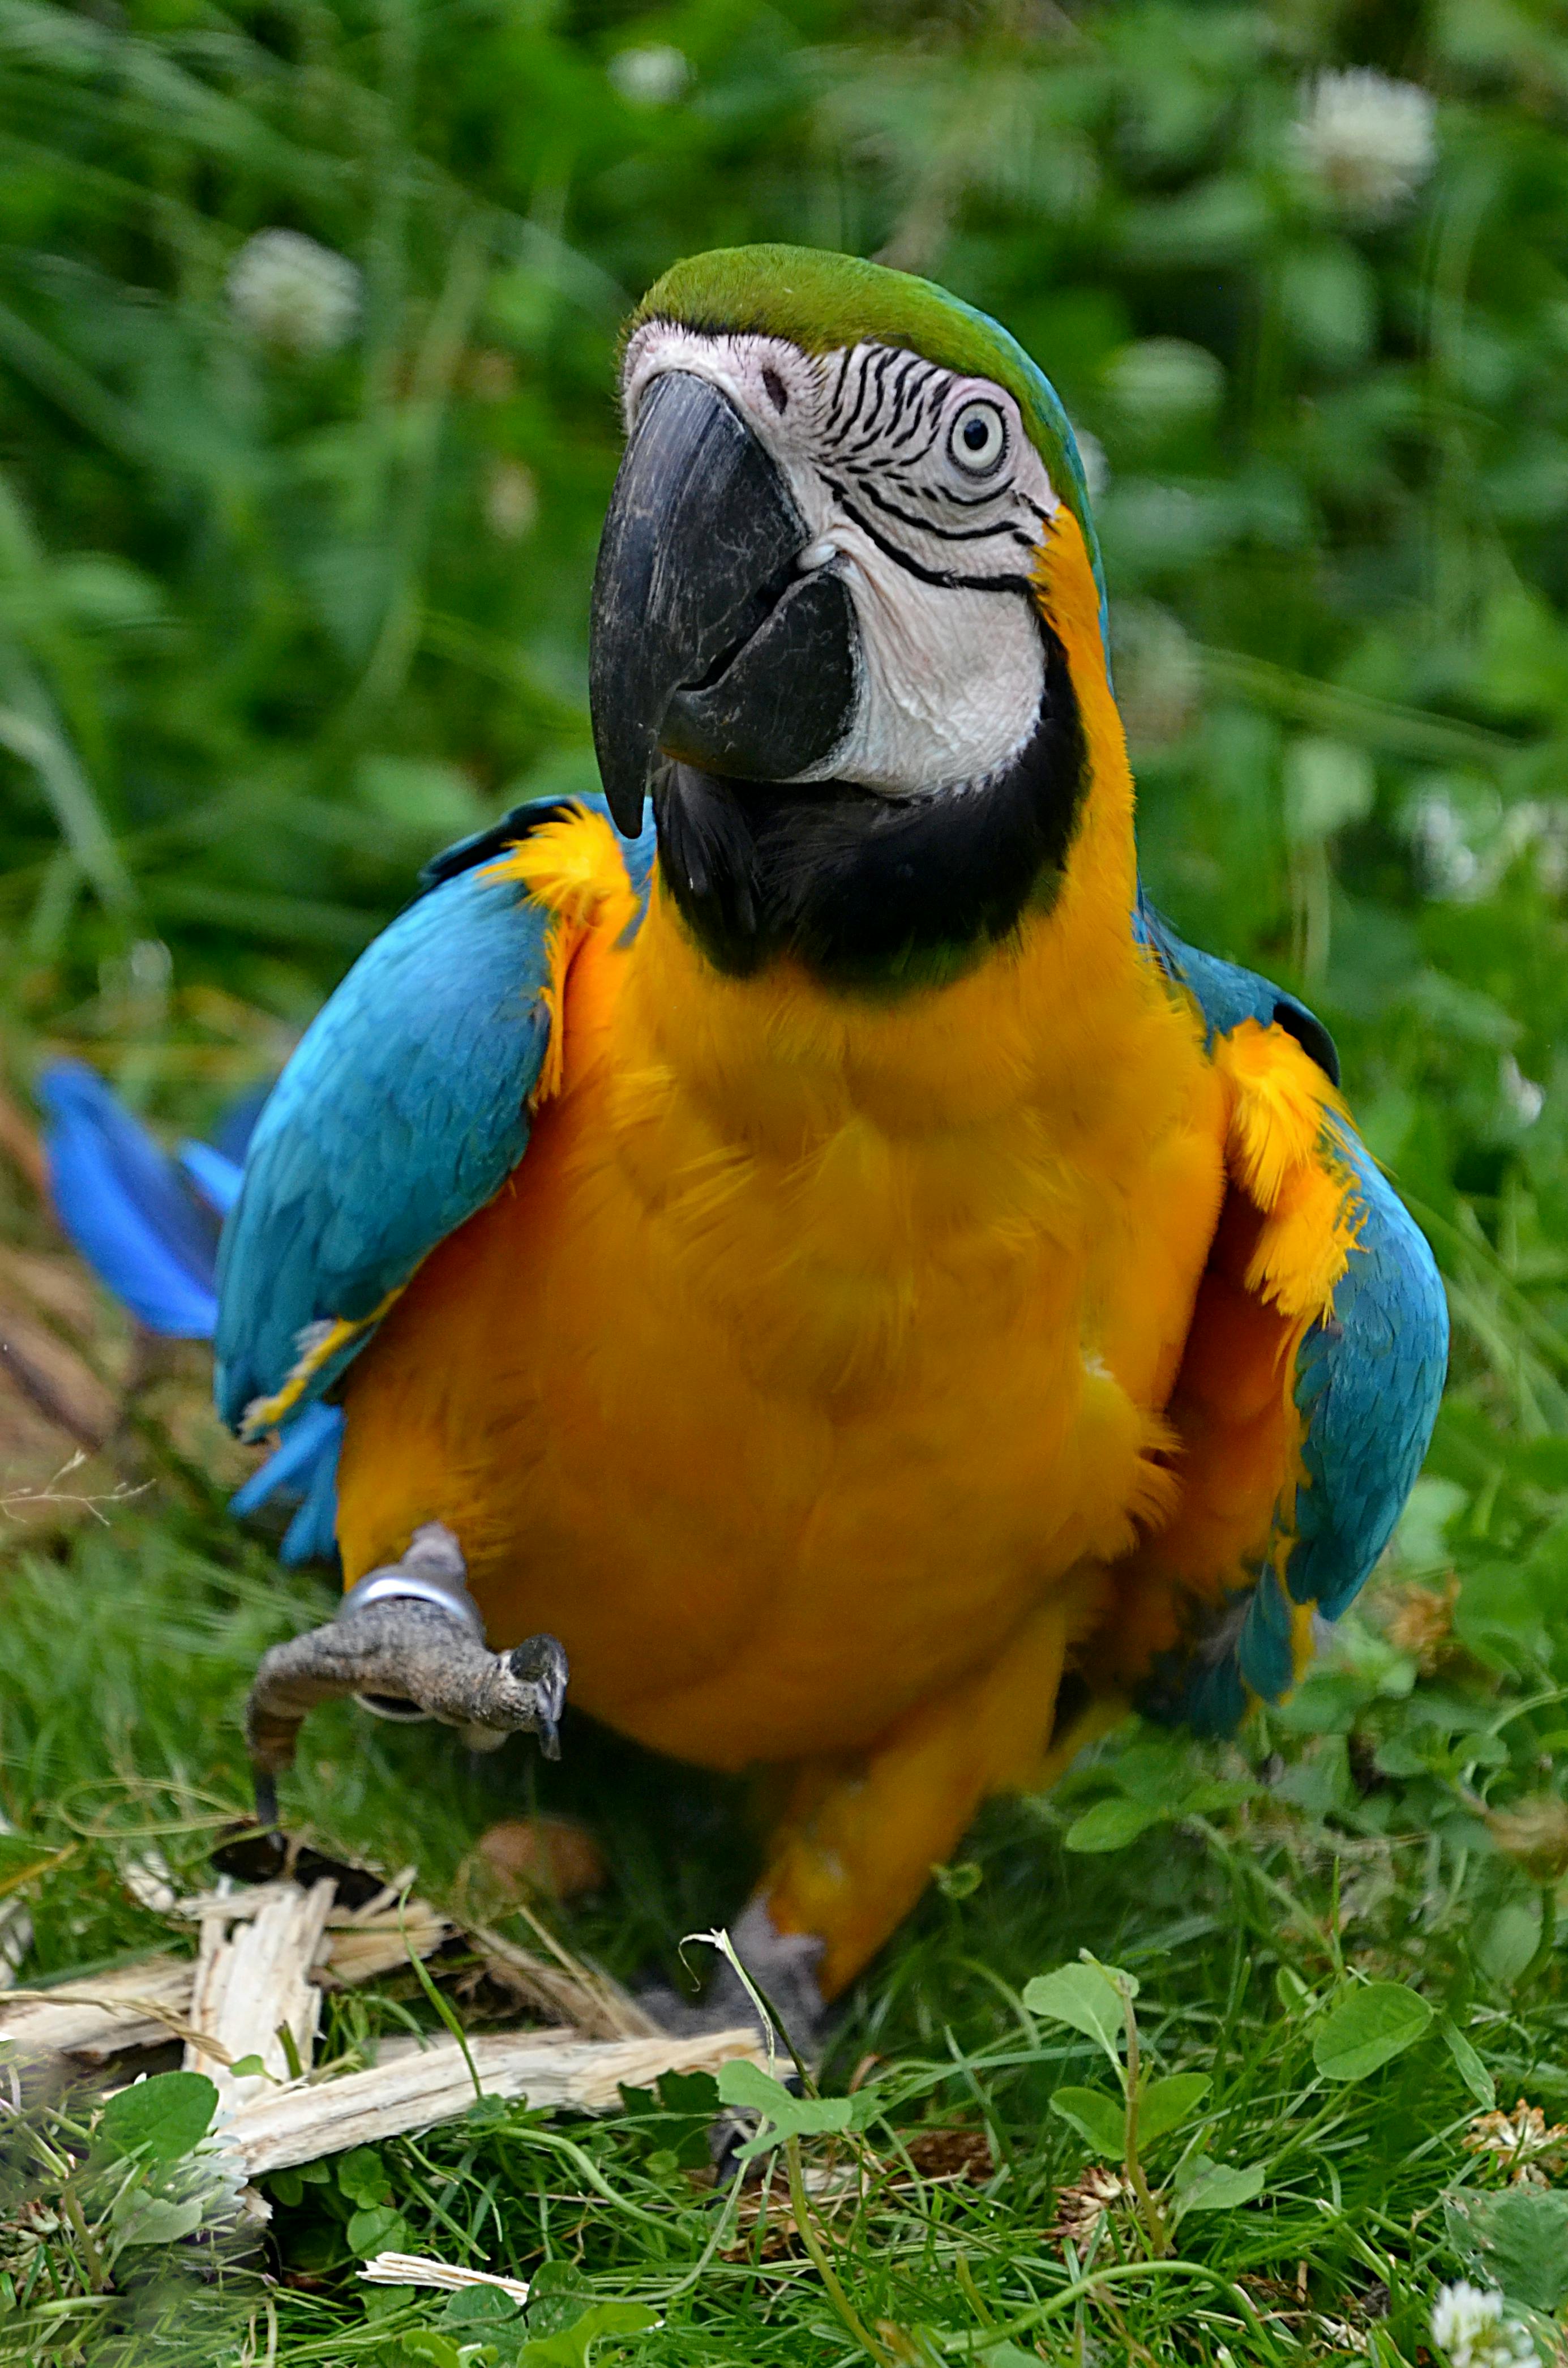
[{"xmin": 653, "ymin": 616, "xmax": 1086, "ymax": 989}]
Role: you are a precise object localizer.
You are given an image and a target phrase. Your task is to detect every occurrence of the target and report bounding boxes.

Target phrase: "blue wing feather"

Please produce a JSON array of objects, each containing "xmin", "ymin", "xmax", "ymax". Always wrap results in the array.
[
  {"xmin": 1136, "ymin": 890, "xmax": 1341, "ymax": 1087},
  {"xmin": 1134, "ymin": 898, "xmax": 1449, "ymax": 1733},
  {"xmin": 281, "ymin": 1429, "xmax": 343, "ymax": 1565},
  {"xmin": 36, "ymin": 797, "xmax": 655, "ymax": 1555},
  {"xmin": 418, "ymin": 790, "xmax": 658, "ymax": 920},
  {"xmin": 228, "ymin": 1400, "xmax": 345, "ymax": 1566},
  {"xmin": 177, "ymin": 1138, "xmax": 245, "ymax": 1217},
  {"xmin": 214, "ymin": 794, "xmax": 655, "ymax": 1434},
  {"xmin": 1285, "ymin": 1130, "xmax": 1449, "ymax": 1621}
]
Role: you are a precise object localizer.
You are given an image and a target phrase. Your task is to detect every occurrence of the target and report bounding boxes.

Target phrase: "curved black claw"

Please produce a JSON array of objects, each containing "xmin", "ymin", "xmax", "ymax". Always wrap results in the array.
[
  {"xmin": 246, "ymin": 1523, "xmax": 568, "ymax": 1811},
  {"xmin": 507, "ymin": 1634, "xmax": 568, "ymax": 1761}
]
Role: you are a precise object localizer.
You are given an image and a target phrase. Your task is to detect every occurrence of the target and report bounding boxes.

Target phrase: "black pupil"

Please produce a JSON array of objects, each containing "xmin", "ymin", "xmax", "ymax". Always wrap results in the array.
[{"xmin": 962, "ymin": 412, "xmax": 995, "ymax": 454}]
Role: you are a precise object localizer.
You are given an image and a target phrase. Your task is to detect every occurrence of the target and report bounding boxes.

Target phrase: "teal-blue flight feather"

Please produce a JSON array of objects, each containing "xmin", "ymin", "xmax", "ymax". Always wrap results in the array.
[
  {"xmin": 213, "ymin": 794, "xmax": 656, "ymax": 1437},
  {"xmin": 1136, "ymin": 901, "xmax": 1449, "ymax": 1736}
]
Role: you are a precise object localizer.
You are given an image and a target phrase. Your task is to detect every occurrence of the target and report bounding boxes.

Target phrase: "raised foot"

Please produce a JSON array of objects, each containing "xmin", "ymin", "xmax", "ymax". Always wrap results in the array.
[
  {"xmin": 246, "ymin": 1522, "xmax": 567, "ymax": 1822},
  {"xmin": 639, "ymin": 1899, "xmax": 826, "ymax": 2056}
]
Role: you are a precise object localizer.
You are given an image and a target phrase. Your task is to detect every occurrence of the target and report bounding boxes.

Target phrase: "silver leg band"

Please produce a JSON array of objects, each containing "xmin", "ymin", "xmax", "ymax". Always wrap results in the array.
[{"xmin": 340, "ymin": 1523, "xmax": 485, "ymax": 1721}]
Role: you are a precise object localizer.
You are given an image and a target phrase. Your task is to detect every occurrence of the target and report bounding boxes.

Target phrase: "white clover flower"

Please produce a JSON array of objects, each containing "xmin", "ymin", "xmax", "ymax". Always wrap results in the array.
[
  {"xmin": 1292, "ymin": 70, "xmax": 1437, "ymax": 219},
  {"xmin": 1408, "ymin": 785, "xmax": 1483, "ymax": 899},
  {"xmin": 98, "ymin": 2128, "xmax": 251, "ymax": 2260},
  {"xmin": 608, "ymin": 44, "xmax": 689, "ymax": 106},
  {"xmin": 1406, "ymin": 782, "xmax": 1568, "ymax": 903},
  {"xmin": 228, "ymin": 229, "xmax": 362, "ymax": 355},
  {"xmin": 1430, "ymin": 2281, "xmax": 1538, "ymax": 2368},
  {"xmin": 1500, "ymin": 1054, "xmax": 1546, "ymax": 1129}
]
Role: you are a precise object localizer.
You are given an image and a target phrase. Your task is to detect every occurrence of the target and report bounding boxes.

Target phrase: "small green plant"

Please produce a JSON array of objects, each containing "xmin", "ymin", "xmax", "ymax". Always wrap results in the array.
[
  {"xmin": 376, "ymin": 2272, "xmax": 657, "ymax": 2368},
  {"xmin": 0, "ymin": 2067, "xmax": 264, "ymax": 2361},
  {"xmin": 716, "ymin": 2051, "xmax": 892, "ymax": 2365},
  {"xmin": 1027, "ymin": 1954, "xmax": 1262, "ymax": 2258}
]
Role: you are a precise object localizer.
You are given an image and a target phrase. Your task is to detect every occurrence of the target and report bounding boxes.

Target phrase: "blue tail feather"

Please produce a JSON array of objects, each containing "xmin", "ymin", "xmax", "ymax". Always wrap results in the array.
[
  {"xmin": 37, "ymin": 1060, "xmax": 221, "ymax": 1338},
  {"xmin": 178, "ymin": 1138, "xmax": 244, "ymax": 1217},
  {"xmin": 278, "ymin": 1410, "xmax": 344, "ymax": 1565},
  {"xmin": 230, "ymin": 1399, "xmax": 344, "ymax": 1566},
  {"xmin": 36, "ymin": 1059, "xmax": 339, "ymax": 1562},
  {"xmin": 229, "ymin": 1398, "xmax": 339, "ymax": 1511}
]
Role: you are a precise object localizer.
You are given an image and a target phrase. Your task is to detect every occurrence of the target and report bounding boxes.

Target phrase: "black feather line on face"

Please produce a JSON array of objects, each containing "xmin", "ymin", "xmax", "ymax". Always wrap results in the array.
[
  {"xmin": 654, "ymin": 617, "xmax": 1086, "ymax": 990},
  {"xmin": 842, "ymin": 473, "xmax": 1037, "ymax": 547},
  {"xmin": 882, "ymin": 354, "xmax": 926, "ymax": 445},
  {"xmin": 823, "ymin": 483, "xmax": 1036, "ymax": 594}
]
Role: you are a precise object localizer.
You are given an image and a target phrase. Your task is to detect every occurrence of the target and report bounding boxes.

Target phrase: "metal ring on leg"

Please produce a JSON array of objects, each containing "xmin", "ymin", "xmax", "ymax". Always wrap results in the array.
[{"xmin": 340, "ymin": 1555, "xmax": 486, "ymax": 1724}]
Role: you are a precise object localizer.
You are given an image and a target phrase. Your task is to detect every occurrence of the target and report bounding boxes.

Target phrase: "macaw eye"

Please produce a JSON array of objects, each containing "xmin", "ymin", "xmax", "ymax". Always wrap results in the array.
[{"xmin": 948, "ymin": 399, "xmax": 1008, "ymax": 477}]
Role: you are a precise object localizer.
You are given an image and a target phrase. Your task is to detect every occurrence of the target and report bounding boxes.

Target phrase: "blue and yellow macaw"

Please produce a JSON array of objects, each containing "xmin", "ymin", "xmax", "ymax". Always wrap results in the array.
[{"xmin": 44, "ymin": 247, "xmax": 1447, "ymax": 2021}]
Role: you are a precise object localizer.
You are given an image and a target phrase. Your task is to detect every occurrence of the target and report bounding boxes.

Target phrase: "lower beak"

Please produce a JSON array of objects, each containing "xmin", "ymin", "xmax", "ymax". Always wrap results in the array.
[{"xmin": 588, "ymin": 371, "xmax": 858, "ymax": 836}]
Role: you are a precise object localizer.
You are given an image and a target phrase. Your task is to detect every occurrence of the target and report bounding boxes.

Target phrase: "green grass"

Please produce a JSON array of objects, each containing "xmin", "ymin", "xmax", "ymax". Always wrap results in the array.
[
  {"xmin": 5, "ymin": 0, "xmax": 1568, "ymax": 2357},
  {"xmin": 5, "ymin": 1444, "xmax": 1568, "ymax": 2364}
]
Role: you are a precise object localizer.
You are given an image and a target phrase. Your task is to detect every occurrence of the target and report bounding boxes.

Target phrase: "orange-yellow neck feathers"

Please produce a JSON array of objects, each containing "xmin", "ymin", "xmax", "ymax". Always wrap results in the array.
[{"xmin": 1031, "ymin": 499, "xmax": 1137, "ymax": 935}]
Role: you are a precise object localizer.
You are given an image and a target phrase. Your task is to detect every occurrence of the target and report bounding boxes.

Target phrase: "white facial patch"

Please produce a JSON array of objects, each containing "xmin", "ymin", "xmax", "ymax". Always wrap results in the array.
[{"xmin": 622, "ymin": 323, "xmax": 1061, "ymax": 799}]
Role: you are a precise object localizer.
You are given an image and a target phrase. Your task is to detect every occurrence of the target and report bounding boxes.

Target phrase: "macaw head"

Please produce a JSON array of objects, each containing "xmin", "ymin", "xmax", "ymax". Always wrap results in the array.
[{"xmin": 589, "ymin": 243, "xmax": 1122, "ymax": 988}]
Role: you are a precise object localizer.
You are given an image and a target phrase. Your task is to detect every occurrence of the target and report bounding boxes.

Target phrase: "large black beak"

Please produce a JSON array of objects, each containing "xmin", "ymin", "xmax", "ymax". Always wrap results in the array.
[{"xmin": 588, "ymin": 372, "xmax": 858, "ymax": 836}]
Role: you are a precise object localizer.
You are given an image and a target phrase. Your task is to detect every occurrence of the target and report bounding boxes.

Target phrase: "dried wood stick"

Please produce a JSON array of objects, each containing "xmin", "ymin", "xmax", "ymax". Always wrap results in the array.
[
  {"xmin": 0, "ymin": 1960, "xmax": 228, "ymax": 2062},
  {"xmin": 229, "ymin": 2025, "xmax": 765, "ymax": 2174},
  {"xmin": 168, "ymin": 1882, "xmax": 454, "ymax": 1989},
  {"xmin": 184, "ymin": 1879, "xmax": 336, "ymax": 2104},
  {"xmin": 360, "ymin": 2251, "xmax": 531, "ymax": 2302},
  {"xmin": 318, "ymin": 1899, "xmax": 454, "ymax": 1989},
  {"xmin": 0, "ymin": 1895, "xmax": 462, "ymax": 2069},
  {"xmin": 170, "ymin": 1878, "xmax": 645, "ymax": 2033}
]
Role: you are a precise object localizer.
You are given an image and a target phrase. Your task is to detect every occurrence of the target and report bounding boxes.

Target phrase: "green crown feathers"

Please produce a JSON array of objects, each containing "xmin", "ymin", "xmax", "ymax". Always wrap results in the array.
[{"xmin": 632, "ymin": 243, "xmax": 1107, "ymax": 629}]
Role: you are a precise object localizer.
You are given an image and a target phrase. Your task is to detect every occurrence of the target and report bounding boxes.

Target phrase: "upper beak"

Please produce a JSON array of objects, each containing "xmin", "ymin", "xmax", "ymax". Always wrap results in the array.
[{"xmin": 588, "ymin": 371, "xmax": 858, "ymax": 836}]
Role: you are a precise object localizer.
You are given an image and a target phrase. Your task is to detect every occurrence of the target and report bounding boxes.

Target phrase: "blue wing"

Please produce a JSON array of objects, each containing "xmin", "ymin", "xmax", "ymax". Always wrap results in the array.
[
  {"xmin": 37, "ymin": 794, "xmax": 653, "ymax": 1557},
  {"xmin": 1287, "ymin": 1131, "xmax": 1450, "ymax": 1622},
  {"xmin": 215, "ymin": 793, "xmax": 655, "ymax": 1437},
  {"xmin": 1134, "ymin": 898, "xmax": 1450, "ymax": 1736}
]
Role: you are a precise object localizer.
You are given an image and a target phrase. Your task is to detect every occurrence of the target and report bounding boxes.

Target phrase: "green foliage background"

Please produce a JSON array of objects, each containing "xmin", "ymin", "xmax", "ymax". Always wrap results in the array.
[
  {"xmin": 8, "ymin": 0, "xmax": 1568, "ymax": 2360},
  {"xmin": 0, "ymin": 0, "xmax": 1565, "ymax": 1242}
]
